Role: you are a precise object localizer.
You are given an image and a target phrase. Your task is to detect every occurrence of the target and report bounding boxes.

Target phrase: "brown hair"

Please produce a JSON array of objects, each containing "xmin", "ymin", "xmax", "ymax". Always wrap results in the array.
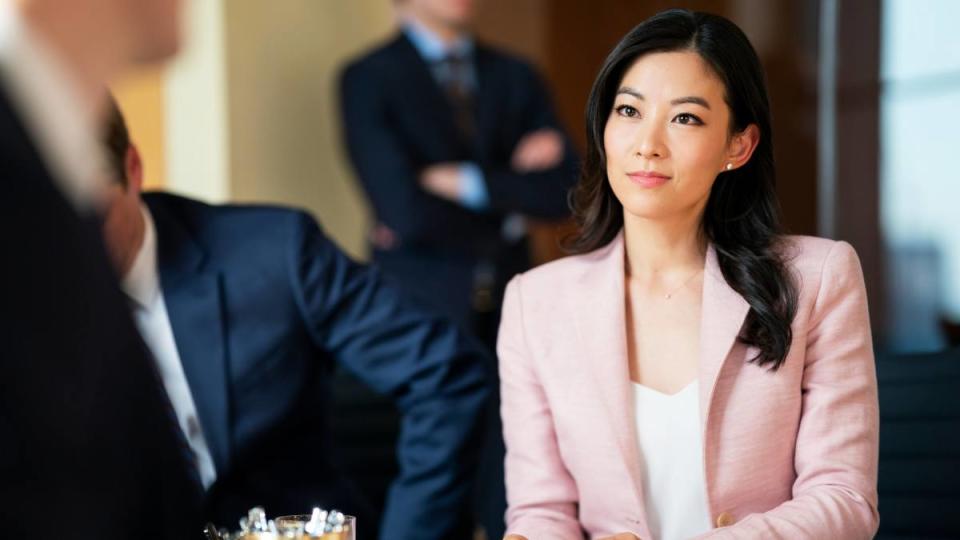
[{"xmin": 102, "ymin": 95, "xmax": 131, "ymax": 188}]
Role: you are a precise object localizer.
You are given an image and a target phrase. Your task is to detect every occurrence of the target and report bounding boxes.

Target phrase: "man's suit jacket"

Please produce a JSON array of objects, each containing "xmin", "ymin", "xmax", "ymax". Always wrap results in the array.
[
  {"xmin": 0, "ymin": 87, "xmax": 201, "ymax": 536},
  {"xmin": 499, "ymin": 232, "xmax": 880, "ymax": 539},
  {"xmin": 339, "ymin": 33, "xmax": 579, "ymax": 328},
  {"xmin": 143, "ymin": 193, "xmax": 489, "ymax": 540}
]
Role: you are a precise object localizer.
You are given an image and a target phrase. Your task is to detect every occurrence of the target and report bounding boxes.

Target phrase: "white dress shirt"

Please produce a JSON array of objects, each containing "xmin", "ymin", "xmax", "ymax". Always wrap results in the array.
[
  {"xmin": 122, "ymin": 205, "xmax": 218, "ymax": 490},
  {"xmin": 632, "ymin": 380, "xmax": 713, "ymax": 540},
  {"xmin": 0, "ymin": 2, "xmax": 110, "ymax": 211}
]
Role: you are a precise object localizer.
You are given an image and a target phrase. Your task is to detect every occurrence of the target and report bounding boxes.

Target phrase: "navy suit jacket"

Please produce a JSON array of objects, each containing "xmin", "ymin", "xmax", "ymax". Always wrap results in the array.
[
  {"xmin": 0, "ymin": 88, "xmax": 201, "ymax": 537},
  {"xmin": 143, "ymin": 193, "xmax": 489, "ymax": 540},
  {"xmin": 340, "ymin": 33, "xmax": 578, "ymax": 327}
]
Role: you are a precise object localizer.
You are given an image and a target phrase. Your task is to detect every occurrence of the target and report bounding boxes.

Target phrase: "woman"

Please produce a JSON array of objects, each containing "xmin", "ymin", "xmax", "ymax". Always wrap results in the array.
[{"xmin": 499, "ymin": 9, "xmax": 878, "ymax": 540}]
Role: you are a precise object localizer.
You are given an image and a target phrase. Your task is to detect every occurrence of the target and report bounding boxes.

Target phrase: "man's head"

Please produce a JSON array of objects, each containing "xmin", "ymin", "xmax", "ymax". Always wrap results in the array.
[
  {"xmin": 100, "ymin": 96, "xmax": 146, "ymax": 277},
  {"xmin": 21, "ymin": 0, "xmax": 183, "ymax": 91},
  {"xmin": 83, "ymin": 0, "xmax": 183, "ymax": 64},
  {"xmin": 123, "ymin": 0, "xmax": 184, "ymax": 64},
  {"xmin": 398, "ymin": 0, "xmax": 478, "ymax": 34}
]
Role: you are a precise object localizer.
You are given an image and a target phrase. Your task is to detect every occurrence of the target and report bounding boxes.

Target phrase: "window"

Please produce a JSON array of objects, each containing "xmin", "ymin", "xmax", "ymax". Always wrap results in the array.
[{"xmin": 881, "ymin": 0, "xmax": 960, "ymax": 351}]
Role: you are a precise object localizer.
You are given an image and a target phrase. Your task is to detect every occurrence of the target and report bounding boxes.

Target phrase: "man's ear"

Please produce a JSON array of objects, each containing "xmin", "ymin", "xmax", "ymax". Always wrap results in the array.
[{"xmin": 124, "ymin": 144, "xmax": 144, "ymax": 192}]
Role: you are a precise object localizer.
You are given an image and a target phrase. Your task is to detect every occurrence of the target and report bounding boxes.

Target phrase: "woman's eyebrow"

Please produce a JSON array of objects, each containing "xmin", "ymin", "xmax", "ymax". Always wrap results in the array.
[
  {"xmin": 671, "ymin": 96, "xmax": 711, "ymax": 109},
  {"xmin": 615, "ymin": 88, "xmax": 711, "ymax": 110}
]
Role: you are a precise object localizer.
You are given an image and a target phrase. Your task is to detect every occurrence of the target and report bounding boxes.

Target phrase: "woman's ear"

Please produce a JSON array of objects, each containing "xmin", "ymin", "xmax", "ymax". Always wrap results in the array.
[{"xmin": 725, "ymin": 124, "xmax": 760, "ymax": 171}]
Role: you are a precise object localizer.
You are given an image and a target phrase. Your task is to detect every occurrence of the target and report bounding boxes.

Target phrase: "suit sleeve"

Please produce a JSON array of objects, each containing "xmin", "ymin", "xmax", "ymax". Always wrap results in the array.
[
  {"xmin": 479, "ymin": 64, "xmax": 579, "ymax": 220},
  {"xmin": 285, "ymin": 212, "xmax": 490, "ymax": 540},
  {"xmin": 697, "ymin": 241, "xmax": 880, "ymax": 539},
  {"xmin": 339, "ymin": 63, "xmax": 462, "ymax": 248},
  {"xmin": 499, "ymin": 276, "xmax": 584, "ymax": 539}
]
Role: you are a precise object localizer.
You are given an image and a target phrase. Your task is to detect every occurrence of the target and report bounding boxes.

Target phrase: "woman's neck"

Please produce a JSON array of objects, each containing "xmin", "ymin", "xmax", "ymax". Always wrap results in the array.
[{"xmin": 622, "ymin": 210, "xmax": 707, "ymax": 280}]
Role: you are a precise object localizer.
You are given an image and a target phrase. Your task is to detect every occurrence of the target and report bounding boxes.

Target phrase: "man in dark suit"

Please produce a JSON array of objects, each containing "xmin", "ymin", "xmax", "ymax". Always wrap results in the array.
[
  {"xmin": 0, "ymin": 1, "xmax": 201, "ymax": 538},
  {"xmin": 99, "ymin": 100, "xmax": 489, "ymax": 540},
  {"xmin": 340, "ymin": 0, "xmax": 577, "ymax": 340},
  {"xmin": 339, "ymin": 1, "xmax": 578, "ymax": 535}
]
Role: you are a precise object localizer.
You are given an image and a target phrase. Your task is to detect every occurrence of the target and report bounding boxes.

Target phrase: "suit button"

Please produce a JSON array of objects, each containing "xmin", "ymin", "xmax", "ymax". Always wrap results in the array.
[{"xmin": 716, "ymin": 512, "xmax": 735, "ymax": 527}]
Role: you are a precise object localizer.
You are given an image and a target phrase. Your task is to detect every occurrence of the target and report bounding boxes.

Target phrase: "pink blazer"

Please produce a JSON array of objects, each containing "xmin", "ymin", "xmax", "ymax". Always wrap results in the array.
[{"xmin": 498, "ymin": 232, "xmax": 879, "ymax": 539}]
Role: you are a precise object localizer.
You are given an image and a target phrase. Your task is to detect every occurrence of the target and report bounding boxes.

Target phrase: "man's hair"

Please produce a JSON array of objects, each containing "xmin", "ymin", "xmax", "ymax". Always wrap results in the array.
[{"xmin": 103, "ymin": 94, "xmax": 131, "ymax": 188}]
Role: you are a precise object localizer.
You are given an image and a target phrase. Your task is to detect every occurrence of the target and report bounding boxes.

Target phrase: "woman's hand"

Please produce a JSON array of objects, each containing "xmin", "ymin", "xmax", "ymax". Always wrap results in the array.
[{"xmin": 504, "ymin": 534, "xmax": 639, "ymax": 540}]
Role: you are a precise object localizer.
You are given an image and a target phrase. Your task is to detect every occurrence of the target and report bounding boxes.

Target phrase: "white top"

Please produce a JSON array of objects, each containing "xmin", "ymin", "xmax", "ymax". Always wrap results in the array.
[
  {"xmin": 632, "ymin": 380, "xmax": 713, "ymax": 540},
  {"xmin": 0, "ymin": 2, "xmax": 110, "ymax": 211},
  {"xmin": 122, "ymin": 205, "xmax": 218, "ymax": 490}
]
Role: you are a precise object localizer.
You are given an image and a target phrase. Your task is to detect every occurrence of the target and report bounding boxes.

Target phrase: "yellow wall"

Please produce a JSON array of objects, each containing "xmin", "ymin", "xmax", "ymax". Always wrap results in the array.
[{"xmin": 111, "ymin": 67, "xmax": 167, "ymax": 189}]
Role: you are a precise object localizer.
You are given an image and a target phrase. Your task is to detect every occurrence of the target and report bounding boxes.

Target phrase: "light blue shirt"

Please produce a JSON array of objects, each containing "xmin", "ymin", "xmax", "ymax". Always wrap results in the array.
[
  {"xmin": 402, "ymin": 18, "xmax": 476, "ymax": 88},
  {"xmin": 402, "ymin": 19, "xmax": 489, "ymax": 210}
]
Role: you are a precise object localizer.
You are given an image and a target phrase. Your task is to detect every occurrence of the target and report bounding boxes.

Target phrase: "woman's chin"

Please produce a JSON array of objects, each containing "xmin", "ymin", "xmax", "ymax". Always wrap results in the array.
[{"xmin": 619, "ymin": 197, "xmax": 675, "ymax": 222}]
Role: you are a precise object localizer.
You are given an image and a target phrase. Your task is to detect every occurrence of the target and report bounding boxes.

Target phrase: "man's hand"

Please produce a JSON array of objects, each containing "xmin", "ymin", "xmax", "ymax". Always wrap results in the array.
[
  {"xmin": 419, "ymin": 163, "xmax": 463, "ymax": 202},
  {"xmin": 511, "ymin": 128, "xmax": 564, "ymax": 173},
  {"xmin": 369, "ymin": 223, "xmax": 398, "ymax": 250},
  {"xmin": 504, "ymin": 534, "xmax": 639, "ymax": 540}
]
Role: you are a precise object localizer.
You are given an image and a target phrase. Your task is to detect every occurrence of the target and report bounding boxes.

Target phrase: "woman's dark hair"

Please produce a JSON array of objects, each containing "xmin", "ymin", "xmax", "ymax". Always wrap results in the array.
[{"xmin": 567, "ymin": 9, "xmax": 798, "ymax": 369}]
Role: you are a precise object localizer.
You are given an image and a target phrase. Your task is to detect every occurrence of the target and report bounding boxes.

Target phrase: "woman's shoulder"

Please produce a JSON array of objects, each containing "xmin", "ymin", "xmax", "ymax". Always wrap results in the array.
[
  {"xmin": 508, "ymin": 241, "xmax": 619, "ymax": 300},
  {"xmin": 781, "ymin": 234, "xmax": 860, "ymax": 269},
  {"xmin": 779, "ymin": 234, "xmax": 865, "ymax": 297},
  {"xmin": 510, "ymin": 253, "xmax": 591, "ymax": 294}
]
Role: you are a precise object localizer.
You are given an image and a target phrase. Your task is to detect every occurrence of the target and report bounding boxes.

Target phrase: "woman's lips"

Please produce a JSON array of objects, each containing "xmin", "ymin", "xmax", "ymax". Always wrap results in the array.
[{"xmin": 626, "ymin": 171, "xmax": 671, "ymax": 188}]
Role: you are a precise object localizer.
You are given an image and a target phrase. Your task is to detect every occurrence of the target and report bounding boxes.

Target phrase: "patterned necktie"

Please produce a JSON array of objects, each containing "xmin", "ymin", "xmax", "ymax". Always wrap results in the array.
[{"xmin": 436, "ymin": 53, "xmax": 475, "ymax": 142}]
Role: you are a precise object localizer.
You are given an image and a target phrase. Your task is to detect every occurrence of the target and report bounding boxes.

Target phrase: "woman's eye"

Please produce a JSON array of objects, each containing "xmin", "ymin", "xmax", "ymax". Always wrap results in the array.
[
  {"xmin": 674, "ymin": 113, "xmax": 703, "ymax": 125},
  {"xmin": 615, "ymin": 104, "xmax": 639, "ymax": 118}
]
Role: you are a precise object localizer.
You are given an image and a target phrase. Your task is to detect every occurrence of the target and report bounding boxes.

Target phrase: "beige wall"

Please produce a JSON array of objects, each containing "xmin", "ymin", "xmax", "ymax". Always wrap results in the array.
[
  {"xmin": 165, "ymin": 0, "xmax": 230, "ymax": 203},
  {"xmin": 132, "ymin": 1, "xmax": 397, "ymax": 259},
  {"xmin": 223, "ymin": 1, "xmax": 396, "ymax": 259}
]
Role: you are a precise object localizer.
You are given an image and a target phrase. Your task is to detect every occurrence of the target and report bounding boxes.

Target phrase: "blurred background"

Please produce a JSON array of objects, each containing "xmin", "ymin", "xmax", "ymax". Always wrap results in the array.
[{"xmin": 113, "ymin": 0, "xmax": 960, "ymax": 355}]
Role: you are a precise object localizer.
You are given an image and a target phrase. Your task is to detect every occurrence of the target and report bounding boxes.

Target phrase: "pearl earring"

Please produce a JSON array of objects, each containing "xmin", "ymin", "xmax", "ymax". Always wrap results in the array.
[{"xmin": 725, "ymin": 163, "xmax": 733, "ymax": 171}]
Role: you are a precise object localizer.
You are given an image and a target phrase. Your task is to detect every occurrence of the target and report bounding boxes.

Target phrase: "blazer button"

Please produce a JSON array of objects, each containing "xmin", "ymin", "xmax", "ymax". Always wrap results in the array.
[{"xmin": 716, "ymin": 512, "xmax": 735, "ymax": 527}]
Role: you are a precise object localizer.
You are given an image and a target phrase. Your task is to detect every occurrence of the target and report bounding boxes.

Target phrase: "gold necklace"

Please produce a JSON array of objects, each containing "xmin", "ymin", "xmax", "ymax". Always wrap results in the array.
[{"xmin": 663, "ymin": 269, "xmax": 703, "ymax": 300}]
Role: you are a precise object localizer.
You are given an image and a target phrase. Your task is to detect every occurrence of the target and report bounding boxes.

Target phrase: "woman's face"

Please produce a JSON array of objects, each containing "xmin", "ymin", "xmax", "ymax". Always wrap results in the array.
[{"xmin": 604, "ymin": 50, "xmax": 754, "ymax": 224}]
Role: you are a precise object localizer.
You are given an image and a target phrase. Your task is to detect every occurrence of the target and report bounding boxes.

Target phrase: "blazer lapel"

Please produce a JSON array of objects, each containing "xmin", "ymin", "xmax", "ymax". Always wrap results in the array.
[
  {"xmin": 572, "ymin": 232, "xmax": 650, "ymax": 534},
  {"xmin": 147, "ymin": 199, "xmax": 232, "ymax": 475},
  {"xmin": 698, "ymin": 245, "xmax": 751, "ymax": 427}
]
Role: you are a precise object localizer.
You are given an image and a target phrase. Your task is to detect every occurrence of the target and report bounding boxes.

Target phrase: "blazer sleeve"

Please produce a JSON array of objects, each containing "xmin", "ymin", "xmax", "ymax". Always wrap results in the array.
[
  {"xmin": 285, "ymin": 211, "xmax": 490, "ymax": 540},
  {"xmin": 499, "ymin": 276, "xmax": 584, "ymax": 539},
  {"xmin": 480, "ymin": 65, "xmax": 579, "ymax": 221},
  {"xmin": 339, "ymin": 63, "xmax": 464, "ymax": 248},
  {"xmin": 698, "ymin": 241, "xmax": 880, "ymax": 539}
]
